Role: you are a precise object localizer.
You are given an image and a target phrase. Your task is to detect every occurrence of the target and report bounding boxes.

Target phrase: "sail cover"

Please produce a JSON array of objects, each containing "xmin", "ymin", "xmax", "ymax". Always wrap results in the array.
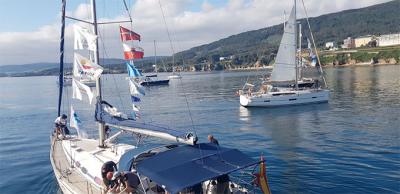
[
  {"xmin": 135, "ymin": 143, "xmax": 259, "ymax": 194},
  {"xmin": 271, "ymin": 6, "xmax": 297, "ymax": 82},
  {"xmin": 95, "ymin": 101, "xmax": 189, "ymax": 139}
]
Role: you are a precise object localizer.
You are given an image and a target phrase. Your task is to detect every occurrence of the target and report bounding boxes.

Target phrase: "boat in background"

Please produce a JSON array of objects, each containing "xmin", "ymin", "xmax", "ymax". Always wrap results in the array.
[
  {"xmin": 239, "ymin": 0, "xmax": 329, "ymax": 107},
  {"xmin": 51, "ymin": 1, "xmax": 270, "ymax": 194},
  {"xmin": 140, "ymin": 74, "xmax": 170, "ymax": 86},
  {"xmin": 168, "ymin": 72, "xmax": 182, "ymax": 79},
  {"xmin": 58, "ymin": 75, "xmax": 96, "ymax": 87},
  {"xmin": 140, "ymin": 40, "xmax": 170, "ymax": 86},
  {"xmin": 168, "ymin": 66, "xmax": 182, "ymax": 79}
]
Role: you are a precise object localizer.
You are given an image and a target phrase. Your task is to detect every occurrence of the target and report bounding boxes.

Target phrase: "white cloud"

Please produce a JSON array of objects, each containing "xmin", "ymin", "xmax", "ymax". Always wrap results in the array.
[{"xmin": 0, "ymin": 0, "xmax": 392, "ymax": 65}]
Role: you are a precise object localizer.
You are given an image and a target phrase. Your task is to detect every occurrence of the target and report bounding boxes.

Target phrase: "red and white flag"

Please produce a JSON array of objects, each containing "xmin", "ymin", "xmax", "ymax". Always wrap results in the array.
[
  {"xmin": 122, "ymin": 43, "xmax": 144, "ymax": 60},
  {"xmin": 120, "ymin": 26, "xmax": 141, "ymax": 41}
]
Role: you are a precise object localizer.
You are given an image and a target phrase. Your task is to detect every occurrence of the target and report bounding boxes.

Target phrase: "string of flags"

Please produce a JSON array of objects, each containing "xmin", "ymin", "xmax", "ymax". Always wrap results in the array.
[
  {"xmin": 69, "ymin": 25, "xmax": 104, "ymax": 135},
  {"xmin": 120, "ymin": 25, "xmax": 145, "ymax": 118}
]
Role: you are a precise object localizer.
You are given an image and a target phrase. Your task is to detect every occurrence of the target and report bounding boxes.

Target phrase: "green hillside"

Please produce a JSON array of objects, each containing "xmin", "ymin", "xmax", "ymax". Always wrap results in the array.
[{"xmin": 175, "ymin": 0, "xmax": 400, "ymax": 67}]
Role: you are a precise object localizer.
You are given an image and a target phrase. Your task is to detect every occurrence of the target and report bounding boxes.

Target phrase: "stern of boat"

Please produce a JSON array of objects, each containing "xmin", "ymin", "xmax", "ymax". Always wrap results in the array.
[{"xmin": 239, "ymin": 94, "xmax": 251, "ymax": 107}]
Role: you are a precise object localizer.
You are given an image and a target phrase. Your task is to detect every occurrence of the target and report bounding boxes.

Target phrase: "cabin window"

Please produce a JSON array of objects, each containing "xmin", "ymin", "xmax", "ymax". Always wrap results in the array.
[
  {"xmin": 264, "ymin": 100, "xmax": 270, "ymax": 102},
  {"xmin": 312, "ymin": 97, "xmax": 317, "ymax": 98},
  {"xmin": 289, "ymin": 98, "xmax": 297, "ymax": 101}
]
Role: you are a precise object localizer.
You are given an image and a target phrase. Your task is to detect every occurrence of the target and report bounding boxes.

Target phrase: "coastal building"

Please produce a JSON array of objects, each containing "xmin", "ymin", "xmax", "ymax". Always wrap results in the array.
[
  {"xmin": 354, "ymin": 35, "xmax": 373, "ymax": 47},
  {"xmin": 325, "ymin": 41, "xmax": 338, "ymax": 50},
  {"xmin": 342, "ymin": 37, "xmax": 355, "ymax": 49},
  {"xmin": 378, "ymin": 33, "xmax": 400, "ymax": 47}
]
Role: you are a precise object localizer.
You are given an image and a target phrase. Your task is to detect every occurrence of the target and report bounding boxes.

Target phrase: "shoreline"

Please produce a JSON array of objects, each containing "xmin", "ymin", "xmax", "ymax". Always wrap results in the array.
[{"xmin": 1, "ymin": 63, "xmax": 398, "ymax": 78}]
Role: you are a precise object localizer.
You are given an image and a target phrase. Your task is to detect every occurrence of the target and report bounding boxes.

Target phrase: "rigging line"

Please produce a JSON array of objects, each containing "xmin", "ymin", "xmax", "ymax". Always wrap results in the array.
[
  {"xmin": 97, "ymin": 29, "xmax": 127, "ymax": 114},
  {"xmin": 157, "ymin": 0, "xmax": 202, "ymax": 165},
  {"xmin": 158, "ymin": 0, "xmax": 195, "ymax": 129},
  {"xmin": 300, "ymin": 0, "xmax": 327, "ymax": 88},
  {"xmin": 158, "ymin": 0, "xmax": 176, "ymax": 66},
  {"xmin": 122, "ymin": 0, "xmax": 133, "ymax": 23}
]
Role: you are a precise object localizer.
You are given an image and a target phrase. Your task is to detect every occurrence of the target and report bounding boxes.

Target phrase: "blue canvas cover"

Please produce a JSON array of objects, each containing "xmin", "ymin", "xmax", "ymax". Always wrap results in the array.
[{"xmin": 135, "ymin": 143, "xmax": 259, "ymax": 194}]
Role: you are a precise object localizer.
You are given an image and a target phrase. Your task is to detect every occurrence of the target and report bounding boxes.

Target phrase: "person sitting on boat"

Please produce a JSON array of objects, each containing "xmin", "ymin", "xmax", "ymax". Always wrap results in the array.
[
  {"xmin": 182, "ymin": 183, "xmax": 202, "ymax": 194},
  {"xmin": 54, "ymin": 114, "xmax": 69, "ymax": 138},
  {"xmin": 112, "ymin": 171, "xmax": 141, "ymax": 194},
  {"xmin": 105, "ymin": 172, "xmax": 119, "ymax": 194},
  {"xmin": 208, "ymin": 135, "xmax": 219, "ymax": 145},
  {"xmin": 216, "ymin": 174, "xmax": 230, "ymax": 194},
  {"xmin": 101, "ymin": 161, "xmax": 118, "ymax": 192},
  {"xmin": 105, "ymin": 125, "xmax": 111, "ymax": 139}
]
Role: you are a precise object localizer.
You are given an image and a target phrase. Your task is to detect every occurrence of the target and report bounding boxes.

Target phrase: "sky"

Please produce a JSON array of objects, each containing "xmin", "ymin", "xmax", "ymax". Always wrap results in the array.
[{"xmin": 0, "ymin": 0, "xmax": 392, "ymax": 65}]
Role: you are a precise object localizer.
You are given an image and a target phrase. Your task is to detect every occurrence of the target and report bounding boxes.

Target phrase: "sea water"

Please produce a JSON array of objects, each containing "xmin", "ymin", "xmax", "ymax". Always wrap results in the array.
[{"xmin": 0, "ymin": 65, "xmax": 399, "ymax": 193}]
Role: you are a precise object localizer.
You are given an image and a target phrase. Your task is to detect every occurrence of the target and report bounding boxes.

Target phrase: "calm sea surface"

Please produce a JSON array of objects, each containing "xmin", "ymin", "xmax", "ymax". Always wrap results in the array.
[{"xmin": 0, "ymin": 65, "xmax": 399, "ymax": 194}]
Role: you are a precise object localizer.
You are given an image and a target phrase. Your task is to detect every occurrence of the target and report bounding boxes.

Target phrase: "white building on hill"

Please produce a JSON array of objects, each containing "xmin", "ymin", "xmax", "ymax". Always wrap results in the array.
[{"xmin": 378, "ymin": 33, "xmax": 400, "ymax": 47}]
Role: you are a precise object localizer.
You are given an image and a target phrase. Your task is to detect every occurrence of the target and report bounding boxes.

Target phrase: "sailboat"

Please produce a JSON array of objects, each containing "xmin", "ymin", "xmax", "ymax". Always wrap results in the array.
[
  {"xmin": 168, "ymin": 66, "xmax": 182, "ymax": 79},
  {"xmin": 139, "ymin": 40, "xmax": 170, "ymax": 86},
  {"xmin": 239, "ymin": 0, "xmax": 329, "ymax": 107},
  {"xmin": 50, "ymin": 0, "xmax": 271, "ymax": 194}
]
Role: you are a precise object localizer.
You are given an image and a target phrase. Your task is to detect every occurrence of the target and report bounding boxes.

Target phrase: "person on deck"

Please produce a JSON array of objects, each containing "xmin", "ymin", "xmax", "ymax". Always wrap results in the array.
[
  {"xmin": 207, "ymin": 135, "xmax": 219, "ymax": 145},
  {"xmin": 101, "ymin": 161, "xmax": 118, "ymax": 193},
  {"xmin": 54, "ymin": 114, "xmax": 69, "ymax": 137},
  {"xmin": 112, "ymin": 171, "xmax": 141, "ymax": 194},
  {"xmin": 105, "ymin": 125, "xmax": 111, "ymax": 139}
]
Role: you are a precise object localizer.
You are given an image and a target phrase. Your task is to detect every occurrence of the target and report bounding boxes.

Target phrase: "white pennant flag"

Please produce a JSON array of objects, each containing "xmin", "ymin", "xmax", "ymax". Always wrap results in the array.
[
  {"xmin": 129, "ymin": 79, "xmax": 145, "ymax": 96},
  {"xmin": 73, "ymin": 53, "xmax": 103, "ymax": 79},
  {"xmin": 72, "ymin": 78, "xmax": 94, "ymax": 104},
  {"xmin": 132, "ymin": 104, "xmax": 140, "ymax": 112},
  {"xmin": 70, "ymin": 106, "xmax": 81, "ymax": 130},
  {"xmin": 74, "ymin": 25, "xmax": 97, "ymax": 51},
  {"xmin": 70, "ymin": 106, "xmax": 88, "ymax": 138}
]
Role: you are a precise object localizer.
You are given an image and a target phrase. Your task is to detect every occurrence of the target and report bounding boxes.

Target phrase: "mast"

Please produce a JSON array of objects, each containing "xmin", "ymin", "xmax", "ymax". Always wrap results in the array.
[
  {"xmin": 90, "ymin": 0, "xmax": 105, "ymax": 147},
  {"xmin": 294, "ymin": 0, "xmax": 298, "ymax": 91},
  {"xmin": 57, "ymin": 0, "xmax": 66, "ymax": 117},
  {"xmin": 298, "ymin": 22, "xmax": 302, "ymax": 80},
  {"xmin": 283, "ymin": 11, "xmax": 286, "ymax": 30},
  {"xmin": 154, "ymin": 40, "xmax": 157, "ymax": 68}
]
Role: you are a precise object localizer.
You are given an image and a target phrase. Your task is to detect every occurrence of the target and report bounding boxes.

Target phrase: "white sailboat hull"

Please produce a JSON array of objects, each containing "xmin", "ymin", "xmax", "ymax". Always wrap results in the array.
[
  {"xmin": 168, "ymin": 75, "xmax": 182, "ymax": 79},
  {"xmin": 240, "ymin": 89, "xmax": 329, "ymax": 107}
]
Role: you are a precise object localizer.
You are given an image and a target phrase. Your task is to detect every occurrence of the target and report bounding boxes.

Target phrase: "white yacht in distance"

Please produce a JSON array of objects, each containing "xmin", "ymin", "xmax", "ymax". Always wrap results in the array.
[
  {"xmin": 50, "ymin": 0, "xmax": 271, "ymax": 194},
  {"xmin": 239, "ymin": 0, "xmax": 329, "ymax": 107}
]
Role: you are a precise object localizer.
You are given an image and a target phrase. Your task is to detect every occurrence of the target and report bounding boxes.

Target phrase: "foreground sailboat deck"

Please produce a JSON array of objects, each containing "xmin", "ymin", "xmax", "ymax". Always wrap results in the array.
[
  {"xmin": 51, "ymin": 0, "xmax": 271, "ymax": 193},
  {"xmin": 50, "ymin": 138, "xmax": 102, "ymax": 194}
]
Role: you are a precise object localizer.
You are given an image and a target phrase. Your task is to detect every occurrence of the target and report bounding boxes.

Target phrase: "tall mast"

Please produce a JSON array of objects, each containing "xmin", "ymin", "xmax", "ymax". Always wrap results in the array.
[
  {"xmin": 294, "ymin": 0, "xmax": 298, "ymax": 90},
  {"xmin": 154, "ymin": 40, "xmax": 157, "ymax": 67},
  {"xmin": 57, "ymin": 0, "xmax": 66, "ymax": 117},
  {"xmin": 283, "ymin": 11, "xmax": 286, "ymax": 29},
  {"xmin": 90, "ymin": 0, "xmax": 105, "ymax": 147},
  {"xmin": 298, "ymin": 22, "xmax": 302, "ymax": 80}
]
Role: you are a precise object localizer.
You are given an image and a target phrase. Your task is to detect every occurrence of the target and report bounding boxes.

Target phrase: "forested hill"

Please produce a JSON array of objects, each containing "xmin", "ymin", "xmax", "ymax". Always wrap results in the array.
[{"xmin": 176, "ymin": 0, "xmax": 400, "ymax": 66}]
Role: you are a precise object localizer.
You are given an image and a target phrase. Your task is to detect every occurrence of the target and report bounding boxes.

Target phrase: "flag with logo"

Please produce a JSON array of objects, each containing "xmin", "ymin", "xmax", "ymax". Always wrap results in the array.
[
  {"xmin": 72, "ymin": 78, "xmax": 94, "ymax": 104},
  {"xmin": 74, "ymin": 25, "xmax": 97, "ymax": 51},
  {"xmin": 73, "ymin": 53, "xmax": 103, "ymax": 79}
]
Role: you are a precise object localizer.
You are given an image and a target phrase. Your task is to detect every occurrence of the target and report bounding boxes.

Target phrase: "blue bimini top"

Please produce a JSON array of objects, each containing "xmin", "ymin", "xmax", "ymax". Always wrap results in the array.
[{"xmin": 135, "ymin": 143, "xmax": 259, "ymax": 194}]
